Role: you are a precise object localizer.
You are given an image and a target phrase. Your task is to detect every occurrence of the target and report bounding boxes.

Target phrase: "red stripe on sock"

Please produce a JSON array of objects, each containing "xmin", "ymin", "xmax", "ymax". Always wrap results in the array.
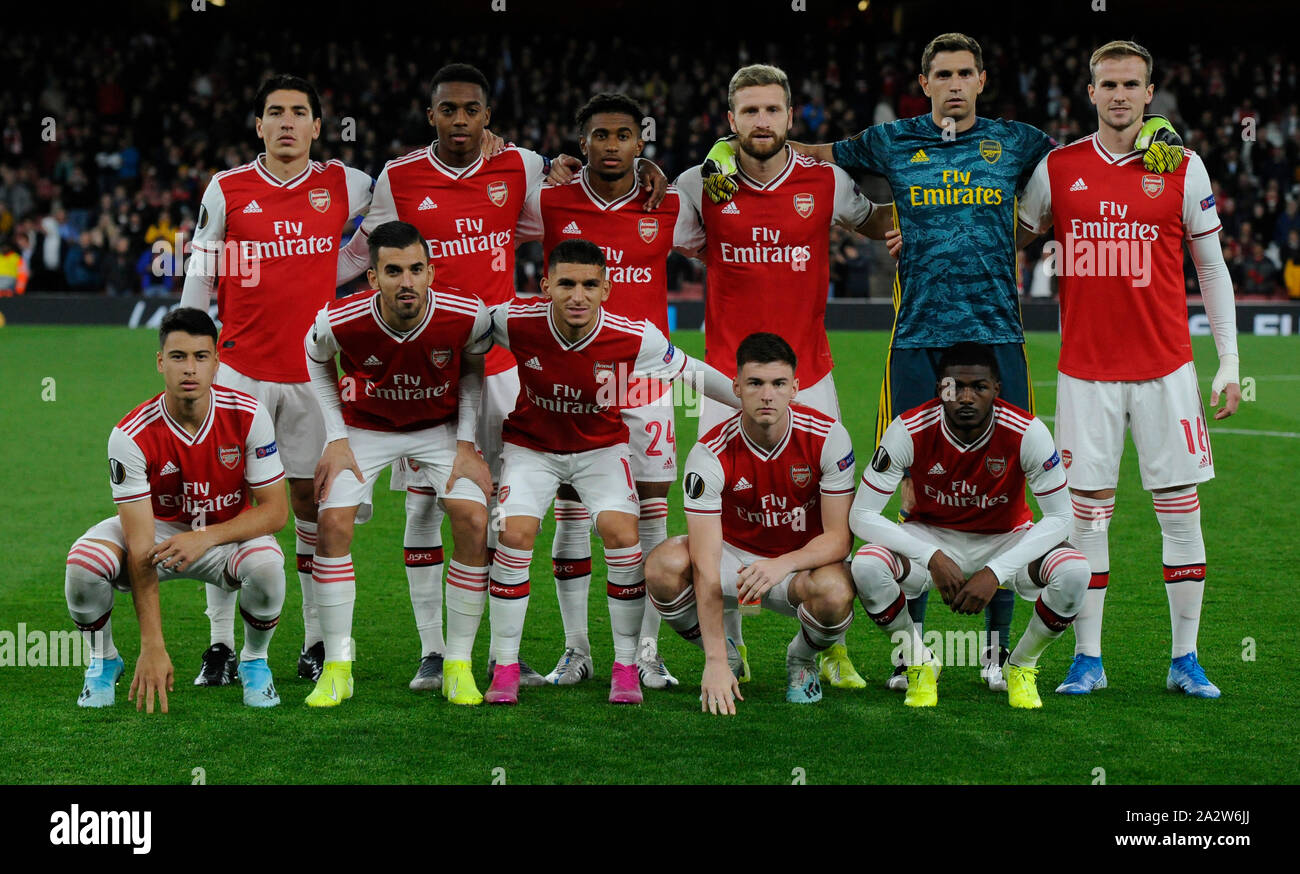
[
  {"xmin": 404, "ymin": 546, "xmax": 445, "ymax": 567},
  {"xmin": 607, "ymin": 580, "xmax": 647, "ymax": 600},
  {"xmin": 1163, "ymin": 563, "xmax": 1206, "ymax": 583},
  {"xmin": 68, "ymin": 546, "xmax": 116, "ymax": 579},
  {"xmin": 73, "ymin": 608, "xmax": 112, "ymax": 633},
  {"xmin": 1034, "ymin": 598, "xmax": 1075, "ymax": 632},
  {"xmin": 1088, "ymin": 571, "xmax": 1109, "ymax": 590},
  {"xmin": 869, "ymin": 589, "xmax": 907, "ymax": 626},
  {"xmin": 240, "ymin": 607, "xmax": 280, "ymax": 631},
  {"xmin": 553, "ymin": 557, "xmax": 592, "ymax": 579},
  {"xmin": 488, "ymin": 578, "xmax": 530, "ymax": 599}
]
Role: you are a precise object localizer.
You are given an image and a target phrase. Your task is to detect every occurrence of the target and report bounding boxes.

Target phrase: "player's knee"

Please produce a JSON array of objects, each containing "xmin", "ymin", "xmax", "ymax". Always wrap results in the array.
[
  {"xmin": 596, "ymin": 517, "xmax": 640, "ymax": 550},
  {"xmin": 404, "ymin": 489, "xmax": 443, "ymax": 525},
  {"xmin": 447, "ymin": 501, "xmax": 489, "ymax": 549},
  {"xmin": 850, "ymin": 545, "xmax": 898, "ymax": 595},
  {"xmin": 807, "ymin": 568, "xmax": 855, "ymax": 623},
  {"xmin": 65, "ymin": 540, "xmax": 121, "ymax": 605},
  {"xmin": 1040, "ymin": 547, "xmax": 1090, "ymax": 612},
  {"xmin": 645, "ymin": 536, "xmax": 690, "ymax": 601},
  {"xmin": 316, "ymin": 510, "xmax": 355, "ymax": 554},
  {"xmin": 288, "ymin": 479, "xmax": 318, "ymax": 522},
  {"xmin": 234, "ymin": 547, "xmax": 286, "ymax": 608}
]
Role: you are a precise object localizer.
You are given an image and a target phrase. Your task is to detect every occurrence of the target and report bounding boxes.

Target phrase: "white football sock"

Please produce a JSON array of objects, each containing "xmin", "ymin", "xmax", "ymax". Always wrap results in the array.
[
  {"xmin": 649, "ymin": 585, "xmax": 700, "ymax": 648},
  {"xmin": 403, "ymin": 489, "xmax": 446, "ymax": 657},
  {"xmin": 637, "ymin": 497, "xmax": 669, "ymax": 643},
  {"xmin": 65, "ymin": 540, "xmax": 120, "ymax": 661},
  {"xmin": 551, "ymin": 499, "xmax": 592, "ymax": 654},
  {"xmin": 1009, "ymin": 548, "xmax": 1088, "ymax": 668},
  {"xmin": 1069, "ymin": 494, "xmax": 1113, "ymax": 657},
  {"xmin": 312, "ymin": 554, "xmax": 356, "ymax": 664},
  {"xmin": 488, "ymin": 544, "xmax": 532, "ymax": 666},
  {"xmin": 1154, "ymin": 488, "xmax": 1207, "ymax": 658},
  {"xmin": 604, "ymin": 542, "xmax": 646, "ymax": 665},
  {"xmin": 295, "ymin": 520, "xmax": 322, "ymax": 649},
  {"xmin": 233, "ymin": 545, "xmax": 286, "ymax": 662},
  {"xmin": 444, "ymin": 560, "xmax": 489, "ymax": 662}
]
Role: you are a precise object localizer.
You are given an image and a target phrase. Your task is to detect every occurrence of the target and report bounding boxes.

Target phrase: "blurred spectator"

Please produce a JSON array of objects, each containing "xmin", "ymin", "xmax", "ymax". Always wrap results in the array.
[
  {"xmin": 1283, "ymin": 229, "xmax": 1300, "ymax": 299},
  {"xmin": 63, "ymin": 230, "xmax": 104, "ymax": 291},
  {"xmin": 0, "ymin": 236, "xmax": 22, "ymax": 295},
  {"xmin": 103, "ymin": 234, "xmax": 137, "ymax": 296},
  {"xmin": 1240, "ymin": 242, "xmax": 1281, "ymax": 297}
]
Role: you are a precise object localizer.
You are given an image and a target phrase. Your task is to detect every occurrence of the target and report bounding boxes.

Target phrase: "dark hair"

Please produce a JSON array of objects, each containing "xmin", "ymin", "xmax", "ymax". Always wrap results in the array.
[
  {"xmin": 548, "ymin": 238, "xmax": 606, "ymax": 272},
  {"xmin": 159, "ymin": 307, "xmax": 219, "ymax": 348},
  {"xmin": 367, "ymin": 220, "xmax": 430, "ymax": 268},
  {"xmin": 936, "ymin": 342, "xmax": 1001, "ymax": 381},
  {"xmin": 431, "ymin": 63, "xmax": 491, "ymax": 104},
  {"xmin": 576, "ymin": 92, "xmax": 644, "ymax": 136},
  {"xmin": 921, "ymin": 33, "xmax": 984, "ymax": 76},
  {"xmin": 736, "ymin": 332, "xmax": 796, "ymax": 373},
  {"xmin": 254, "ymin": 74, "xmax": 322, "ymax": 120}
]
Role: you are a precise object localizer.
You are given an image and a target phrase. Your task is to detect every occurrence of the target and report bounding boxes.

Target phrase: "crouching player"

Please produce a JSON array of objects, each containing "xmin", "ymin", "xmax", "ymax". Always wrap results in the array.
[
  {"xmin": 849, "ymin": 343, "xmax": 1089, "ymax": 708},
  {"xmin": 67, "ymin": 307, "xmax": 288, "ymax": 712},
  {"xmin": 646, "ymin": 333, "xmax": 857, "ymax": 714},
  {"xmin": 305, "ymin": 220, "xmax": 493, "ymax": 707},
  {"xmin": 483, "ymin": 238, "xmax": 740, "ymax": 705}
]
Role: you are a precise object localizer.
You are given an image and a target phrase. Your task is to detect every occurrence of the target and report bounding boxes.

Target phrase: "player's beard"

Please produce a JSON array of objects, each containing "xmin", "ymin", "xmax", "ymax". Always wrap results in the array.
[
  {"xmin": 739, "ymin": 129, "xmax": 787, "ymax": 162},
  {"xmin": 592, "ymin": 164, "xmax": 632, "ymax": 184}
]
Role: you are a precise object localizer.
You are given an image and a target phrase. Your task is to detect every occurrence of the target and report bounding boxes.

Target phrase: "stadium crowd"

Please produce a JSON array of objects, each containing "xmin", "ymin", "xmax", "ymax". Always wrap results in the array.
[{"xmin": 1, "ymin": 25, "xmax": 1298, "ymax": 299}]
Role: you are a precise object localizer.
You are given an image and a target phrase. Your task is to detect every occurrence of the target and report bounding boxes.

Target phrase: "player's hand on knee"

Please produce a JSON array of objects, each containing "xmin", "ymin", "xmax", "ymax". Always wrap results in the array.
[
  {"xmin": 149, "ymin": 530, "xmax": 213, "ymax": 574},
  {"xmin": 315, "ymin": 439, "xmax": 362, "ymax": 503},
  {"xmin": 927, "ymin": 550, "xmax": 964, "ymax": 605},
  {"xmin": 885, "ymin": 228, "xmax": 903, "ymax": 260},
  {"xmin": 701, "ymin": 660, "xmax": 742, "ymax": 715},
  {"xmin": 951, "ymin": 567, "xmax": 999, "ymax": 615},
  {"xmin": 736, "ymin": 558, "xmax": 790, "ymax": 605},
  {"xmin": 129, "ymin": 647, "xmax": 174, "ymax": 714},
  {"xmin": 447, "ymin": 440, "xmax": 493, "ymax": 500}
]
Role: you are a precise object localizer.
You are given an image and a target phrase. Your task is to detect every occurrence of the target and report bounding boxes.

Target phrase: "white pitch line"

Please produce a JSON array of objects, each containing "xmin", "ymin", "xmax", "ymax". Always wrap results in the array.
[{"xmin": 1037, "ymin": 414, "xmax": 1300, "ymax": 439}]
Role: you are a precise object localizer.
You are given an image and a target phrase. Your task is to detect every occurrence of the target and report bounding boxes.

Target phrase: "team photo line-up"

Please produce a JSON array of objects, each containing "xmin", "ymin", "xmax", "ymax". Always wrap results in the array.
[{"xmin": 63, "ymin": 30, "xmax": 1241, "ymax": 715}]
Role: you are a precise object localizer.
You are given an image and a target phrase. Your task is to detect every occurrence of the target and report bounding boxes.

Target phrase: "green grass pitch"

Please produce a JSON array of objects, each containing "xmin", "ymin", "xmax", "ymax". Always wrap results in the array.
[{"xmin": 0, "ymin": 325, "xmax": 1296, "ymax": 785}]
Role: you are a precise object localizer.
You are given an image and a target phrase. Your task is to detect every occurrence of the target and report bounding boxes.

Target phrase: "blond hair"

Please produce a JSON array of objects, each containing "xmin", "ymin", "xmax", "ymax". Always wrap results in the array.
[
  {"xmin": 1089, "ymin": 40, "xmax": 1153, "ymax": 85},
  {"xmin": 727, "ymin": 64, "xmax": 791, "ymax": 111}
]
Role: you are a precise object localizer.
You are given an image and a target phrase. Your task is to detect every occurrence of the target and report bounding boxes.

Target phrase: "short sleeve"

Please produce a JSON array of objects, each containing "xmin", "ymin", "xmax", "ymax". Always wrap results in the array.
[
  {"xmin": 682, "ymin": 443, "xmax": 725, "ymax": 515},
  {"xmin": 359, "ymin": 165, "xmax": 397, "ymax": 235},
  {"xmin": 244, "ymin": 402, "xmax": 286, "ymax": 489},
  {"xmin": 831, "ymin": 165, "xmax": 876, "ymax": 229},
  {"xmin": 1017, "ymin": 155, "xmax": 1053, "ymax": 235},
  {"xmin": 859, "ymin": 417, "xmax": 914, "ymax": 498},
  {"xmin": 818, "ymin": 421, "xmax": 857, "ymax": 495},
  {"xmin": 305, "ymin": 306, "xmax": 340, "ymax": 363},
  {"xmin": 1181, "ymin": 153, "xmax": 1222, "ymax": 241},
  {"xmin": 466, "ymin": 298, "xmax": 494, "ymax": 354},
  {"xmin": 517, "ymin": 185, "xmax": 544, "ymax": 242},
  {"xmin": 634, "ymin": 321, "xmax": 688, "ymax": 381},
  {"xmin": 344, "ymin": 166, "xmax": 374, "ymax": 222},
  {"xmin": 1020, "ymin": 417, "xmax": 1067, "ymax": 499},
  {"xmin": 108, "ymin": 427, "xmax": 150, "ymax": 505},
  {"xmin": 489, "ymin": 303, "xmax": 511, "ymax": 350},
  {"xmin": 831, "ymin": 125, "xmax": 889, "ymax": 174}
]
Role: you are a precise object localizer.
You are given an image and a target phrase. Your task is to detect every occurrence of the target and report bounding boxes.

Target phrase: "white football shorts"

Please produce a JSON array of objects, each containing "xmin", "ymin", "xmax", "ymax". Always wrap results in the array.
[
  {"xmin": 216, "ymin": 362, "xmax": 324, "ymax": 480},
  {"xmin": 496, "ymin": 442, "xmax": 640, "ymax": 522}
]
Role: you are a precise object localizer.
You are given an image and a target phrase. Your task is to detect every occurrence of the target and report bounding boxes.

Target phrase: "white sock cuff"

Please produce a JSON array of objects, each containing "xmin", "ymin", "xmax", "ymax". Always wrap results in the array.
[
  {"xmin": 67, "ymin": 540, "xmax": 122, "ymax": 581},
  {"xmin": 1071, "ymin": 493, "xmax": 1115, "ymax": 528}
]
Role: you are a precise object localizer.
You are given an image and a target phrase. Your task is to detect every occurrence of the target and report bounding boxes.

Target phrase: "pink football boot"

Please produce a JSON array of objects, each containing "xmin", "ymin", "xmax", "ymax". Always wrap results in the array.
[
  {"xmin": 609, "ymin": 662, "xmax": 643, "ymax": 704},
  {"xmin": 484, "ymin": 662, "xmax": 520, "ymax": 705}
]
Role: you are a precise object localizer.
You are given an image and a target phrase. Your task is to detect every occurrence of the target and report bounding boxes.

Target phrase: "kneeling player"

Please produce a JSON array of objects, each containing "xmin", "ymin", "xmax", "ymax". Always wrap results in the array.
[
  {"xmin": 305, "ymin": 221, "xmax": 494, "ymax": 707},
  {"xmin": 647, "ymin": 333, "xmax": 857, "ymax": 714},
  {"xmin": 483, "ymin": 238, "xmax": 740, "ymax": 705},
  {"xmin": 849, "ymin": 343, "xmax": 1089, "ymax": 709},
  {"xmin": 66, "ymin": 308, "xmax": 288, "ymax": 712}
]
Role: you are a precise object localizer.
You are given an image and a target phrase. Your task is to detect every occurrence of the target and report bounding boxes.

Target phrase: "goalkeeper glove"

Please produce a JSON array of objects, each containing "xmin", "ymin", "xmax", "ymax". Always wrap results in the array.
[
  {"xmin": 701, "ymin": 137, "xmax": 739, "ymax": 204},
  {"xmin": 1134, "ymin": 114, "xmax": 1185, "ymax": 174}
]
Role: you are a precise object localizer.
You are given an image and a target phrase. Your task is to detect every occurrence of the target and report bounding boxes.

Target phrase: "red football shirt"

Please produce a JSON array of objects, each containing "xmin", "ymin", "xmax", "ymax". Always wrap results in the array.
[
  {"xmin": 682, "ymin": 404, "xmax": 856, "ymax": 558},
  {"xmin": 306, "ymin": 286, "xmax": 492, "ymax": 433},
  {"xmin": 675, "ymin": 149, "xmax": 876, "ymax": 385},
  {"xmin": 361, "ymin": 144, "xmax": 546, "ymax": 377},
  {"xmin": 188, "ymin": 156, "xmax": 372, "ymax": 382},
  {"xmin": 1018, "ymin": 136, "xmax": 1222, "ymax": 380},
  {"xmin": 108, "ymin": 387, "xmax": 285, "ymax": 526},
  {"xmin": 491, "ymin": 299, "xmax": 689, "ymax": 453}
]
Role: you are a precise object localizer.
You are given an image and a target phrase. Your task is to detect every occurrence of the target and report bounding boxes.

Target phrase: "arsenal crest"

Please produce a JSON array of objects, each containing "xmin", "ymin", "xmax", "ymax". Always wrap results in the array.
[
  {"xmin": 793, "ymin": 193, "xmax": 815, "ymax": 219},
  {"xmin": 219, "ymin": 445, "xmax": 241, "ymax": 470},
  {"xmin": 593, "ymin": 361, "xmax": 616, "ymax": 383},
  {"xmin": 979, "ymin": 139, "xmax": 1003, "ymax": 164},
  {"xmin": 985, "ymin": 456, "xmax": 1007, "ymax": 477},
  {"xmin": 308, "ymin": 187, "xmax": 331, "ymax": 213},
  {"xmin": 790, "ymin": 463, "xmax": 812, "ymax": 487},
  {"xmin": 1141, "ymin": 174, "xmax": 1165, "ymax": 198},
  {"xmin": 430, "ymin": 348, "xmax": 452, "ymax": 368},
  {"xmin": 497, "ymin": 485, "xmax": 511, "ymax": 504},
  {"xmin": 638, "ymin": 217, "xmax": 659, "ymax": 243},
  {"xmin": 487, "ymin": 181, "xmax": 509, "ymax": 207},
  {"xmin": 1061, "ymin": 449, "xmax": 1073, "ymax": 469}
]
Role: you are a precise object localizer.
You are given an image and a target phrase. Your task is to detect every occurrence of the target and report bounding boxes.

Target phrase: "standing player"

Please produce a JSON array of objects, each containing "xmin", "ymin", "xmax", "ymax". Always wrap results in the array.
[
  {"xmin": 304, "ymin": 221, "xmax": 493, "ymax": 707},
  {"xmin": 675, "ymin": 63, "xmax": 891, "ymax": 687},
  {"xmin": 647, "ymin": 333, "xmax": 858, "ymax": 714},
  {"xmin": 180, "ymin": 74, "xmax": 373, "ymax": 686},
  {"xmin": 337, "ymin": 64, "xmax": 655, "ymax": 690},
  {"xmin": 516, "ymin": 93, "xmax": 698, "ymax": 689},
  {"xmin": 849, "ymin": 343, "xmax": 1090, "ymax": 708},
  {"xmin": 1016, "ymin": 41, "xmax": 1241, "ymax": 698},
  {"xmin": 481, "ymin": 239, "xmax": 740, "ymax": 705},
  {"xmin": 66, "ymin": 308, "xmax": 288, "ymax": 713}
]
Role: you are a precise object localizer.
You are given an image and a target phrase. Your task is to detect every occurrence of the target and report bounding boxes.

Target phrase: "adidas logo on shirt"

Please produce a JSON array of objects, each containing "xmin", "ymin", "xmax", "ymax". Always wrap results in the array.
[
  {"xmin": 721, "ymin": 201, "xmax": 740, "ymax": 215},
  {"xmin": 159, "ymin": 460, "xmax": 179, "ymax": 476},
  {"xmin": 732, "ymin": 477, "xmax": 752, "ymax": 491},
  {"xmin": 910, "ymin": 149, "xmax": 929, "ymax": 163},
  {"xmin": 418, "ymin": 196, "xmax": 437, "ymax": 211},
  {"xmin": 525, "ymin": 356, "xmax": 543, "ymax": 370},
  {"xmin": 243, "ymin": 200, "xmax": 263, "ymax": 214},
  {"xmin": 928, "ymin": 462, "xmax": 946, "ymax": 475},
  {"xmin": 561, "ymin": 221, "xmax": 582, "ymax": 234},
  {"xmin": 364, "ymin": 355, "xmax": 384, "ymax": 367},
  {"xmin": 1070, "ymin": 177, "xmax": 1088, "ymax": 191}
]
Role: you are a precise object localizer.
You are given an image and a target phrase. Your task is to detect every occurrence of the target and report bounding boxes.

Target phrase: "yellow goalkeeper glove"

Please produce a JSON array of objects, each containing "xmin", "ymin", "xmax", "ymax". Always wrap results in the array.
[
  {"xmin": 1134, "ymin": 115, "xmax": 1185, "ymax": 174},
  {"xmin": 701, "ymin": 137, "xmax": 739, "ymax": 203}
]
